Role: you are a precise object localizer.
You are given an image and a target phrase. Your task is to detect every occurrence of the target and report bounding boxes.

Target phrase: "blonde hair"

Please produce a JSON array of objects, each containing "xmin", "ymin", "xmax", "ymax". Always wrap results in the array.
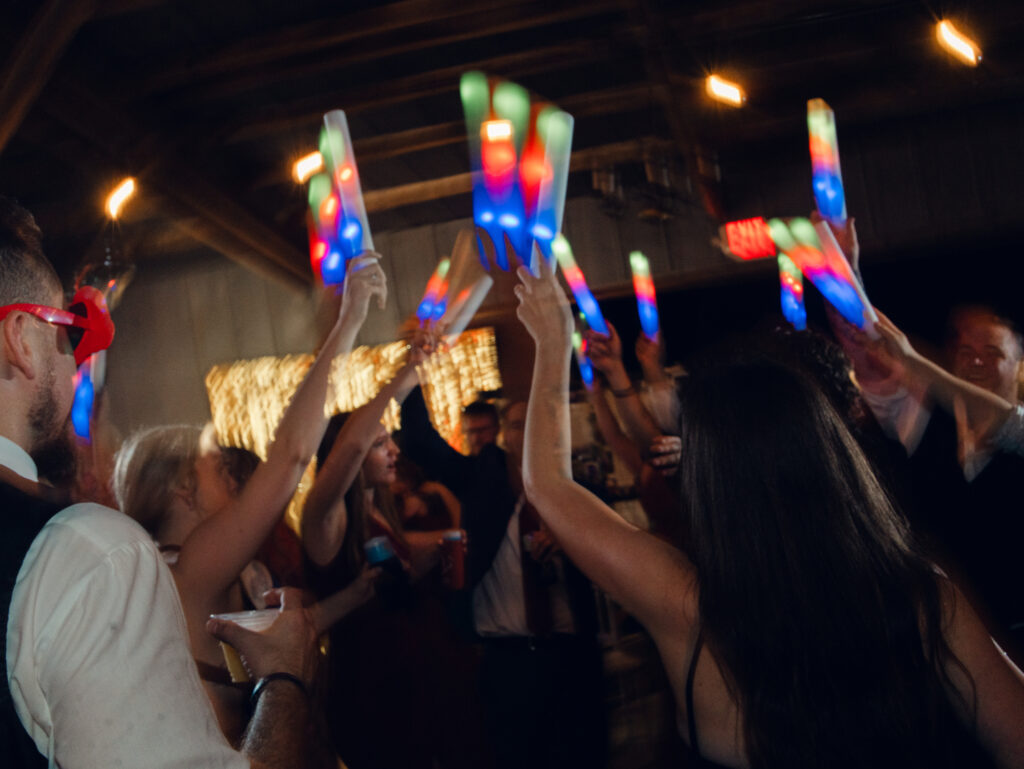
[{"xmin": 112, "ymin": 425, "xmax": 202, "ymax": 537}]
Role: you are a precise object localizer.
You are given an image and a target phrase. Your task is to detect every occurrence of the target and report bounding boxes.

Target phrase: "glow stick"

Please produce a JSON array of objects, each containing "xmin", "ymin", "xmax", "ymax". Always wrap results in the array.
[
  {"xmin": 807, "ymin": 99, "xmax": 847, "ymax": 226},
  {"xmin": 629, "ymin": 251, "xmax": 659, "ymax": 341},
  {"xmin": 812, "ymin": 219, "xmax": 878, "ymax": 336},
  {"xmin": 310, "ymin": 110, "xmax": 373, "ymax": 285},
  {"xmin": 552, "ymin": 234, "xmax": 607, "ymax": 335},
  {"xmin": 416, "ymin": 258, "xmax": 451, "ymax": 323},
  {"xmin": 572, "ymin": 330, "xmax": 594, "ymax": 387},
  {"xmin": 442, "ymin": 274, "xmax": 494, "ymax": 344},
  {"xmin": 71, "ymin": 361, "xmax": 96, "ymax": 440},
  {"xmin": 461, "ymin": 72, "xmax": 573, "ymax": 271},
  {"xmin": 768, "ymin": 217, "xmax": 874, "ymax": 332},
  {"xmin": 531, "ymin": 107, "xmax": 573, "ymax": 262},
  {"xmin": 777, "ymin": 254, "xmax": 807, "ymax": 331}
]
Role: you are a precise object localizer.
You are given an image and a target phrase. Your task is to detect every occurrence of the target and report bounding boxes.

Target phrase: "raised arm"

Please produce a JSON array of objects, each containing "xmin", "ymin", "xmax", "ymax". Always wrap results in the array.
[
  {"xmin": 584, "ymin": 322, "xmax": 662, "ymax": 447},
  {"xmin": 874, "ymin": 311, "xmax": 1014, "ymax": 441},
  {"xmin": 515, "ymin": 262, "xmax": 696, "ymax": 640},
  {"xmin": 302, "ymin": 357, "xmax": 422, "ymax": 567},
  {"xmin": 585, "ymin": 378, "xmax": 643, "ymax": 477},
  {"xmin": 176, "ymin": 256, "xmax": 388, "ymax": 601},
  {"xmin": 939, "ymin": 579, "xmax": 1024, "ymax": 768}
]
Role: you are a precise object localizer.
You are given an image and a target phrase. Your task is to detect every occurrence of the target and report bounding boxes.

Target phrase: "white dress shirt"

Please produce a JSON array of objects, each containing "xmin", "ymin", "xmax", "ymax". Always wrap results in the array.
[
  {"xmin": 3, "ymin": 440, "xmax": 245, "ymax": 768},
  {"xmin": 472, "ymin": 496, "xmax": 575, "ymax": 637}
]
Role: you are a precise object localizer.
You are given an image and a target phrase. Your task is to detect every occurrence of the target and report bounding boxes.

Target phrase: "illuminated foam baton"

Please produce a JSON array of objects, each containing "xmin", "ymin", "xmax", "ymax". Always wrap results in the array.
[
  {"xmin": 416, "ymin": 258, "xmax": 451, "ymax": 323},
  {"xmin": 460, "ymin": 72, "xmax": 573, "ymax": 272},
  {"xmin": 441, "ymin": 274, "xmax": 494, "ymax": 346},
  {"xmin": 807, "ymin": 99, "xmax": 847, "ymax": 227},
  {"xmin": 572, "ymin": 329, "xmax": 595, "ymax": 387},
  {"xmin": 719, "ymin": 217, "xmax": 806, "ymax": 331},
  {"xmin": 629, "ymin": 251, "xmax": 659, "ymax": 341},
  {"xmin": 777, "ymin": 253, "xmax": 807, "ymax": 331},
  {"xmin": 767, "ymin": 217, "xmax": 876, "ymax": 334},
  {"xmin": 308, "ymin": 110, "xmax": 373, "ymax": 285},
  {"xmin": 552, "ymin": 234, "xmax": 607, "ymax": 335}
]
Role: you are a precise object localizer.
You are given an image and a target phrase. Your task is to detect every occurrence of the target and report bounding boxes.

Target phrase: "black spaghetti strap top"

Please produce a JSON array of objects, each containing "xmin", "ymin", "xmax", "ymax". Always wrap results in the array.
[{"xmin": 685, "ymin": 629, "xmax": 734, "ymax": 769}]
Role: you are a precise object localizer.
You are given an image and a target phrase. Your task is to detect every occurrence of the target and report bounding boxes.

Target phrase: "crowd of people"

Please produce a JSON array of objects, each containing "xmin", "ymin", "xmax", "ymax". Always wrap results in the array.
[{"xmin": 2, "ymin": 190, "xmax": 1024, "ymax": 769}]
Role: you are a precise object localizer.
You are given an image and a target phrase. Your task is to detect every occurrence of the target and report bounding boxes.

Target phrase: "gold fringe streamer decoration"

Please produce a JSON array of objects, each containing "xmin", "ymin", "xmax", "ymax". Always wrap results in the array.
[{"xmin": 205, "ymin": 327, "xmax": 501, "ymax": 532}]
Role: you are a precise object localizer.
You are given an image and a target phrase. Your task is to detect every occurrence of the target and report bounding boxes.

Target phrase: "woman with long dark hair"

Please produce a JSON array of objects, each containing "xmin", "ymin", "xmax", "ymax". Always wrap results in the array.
[{"xmin": 514, "ymin": 262, "xmax": 1024, "ymax": 768}]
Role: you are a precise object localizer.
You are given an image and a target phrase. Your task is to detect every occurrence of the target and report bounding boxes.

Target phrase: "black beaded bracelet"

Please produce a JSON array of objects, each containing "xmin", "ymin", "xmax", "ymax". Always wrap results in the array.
[
  {"xmin": 250, "ymin": 672, "xmax": 309, "ymax": 710},
  {"xmin": 610, "ymin": 384, "xmax": 636, "ymax": 398}
]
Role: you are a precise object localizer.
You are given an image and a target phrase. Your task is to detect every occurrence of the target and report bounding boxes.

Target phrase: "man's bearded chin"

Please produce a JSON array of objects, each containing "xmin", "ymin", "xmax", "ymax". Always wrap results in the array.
[{"xmin": 28, "ymin": 372, "xmax": 77, "ymax": 488}]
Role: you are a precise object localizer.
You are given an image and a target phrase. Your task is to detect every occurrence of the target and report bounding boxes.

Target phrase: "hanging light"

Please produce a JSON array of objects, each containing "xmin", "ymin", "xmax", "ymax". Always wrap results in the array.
[
  {"xmin": 936, "ymin": 20, "xmax": 981, "ymax": 66},
  {"xmin": 105, "ymin": 178, "xmax": 136, "ymax": 220},
  {"xmin": 293, "ymin": 151, "xmax": 324, "ymax": 183},
  {"xmin": 706, "ymin": 74, "xmax": 745, "ymax": 107}
]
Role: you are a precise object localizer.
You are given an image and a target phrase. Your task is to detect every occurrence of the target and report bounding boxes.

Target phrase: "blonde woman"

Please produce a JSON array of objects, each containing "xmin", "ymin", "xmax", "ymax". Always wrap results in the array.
[{"xmin": 113, "ymin": 256, "xmax": 386, "ymax": 743}]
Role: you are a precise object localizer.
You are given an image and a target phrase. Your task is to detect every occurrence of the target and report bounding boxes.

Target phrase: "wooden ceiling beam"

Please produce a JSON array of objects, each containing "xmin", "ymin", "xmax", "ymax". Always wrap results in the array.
[
  {"xmin": 628, "ymin": 0, "xmax": 724, "ymax": 220},
  {"xmin": 0, "ymin": 0, "xmax": 95, "ymax": 156},
  {"xmin": 37, "ymin": 74, "xmax": 310, "ymax": 287},
  {"xmin": 164, "ymin": 0, "xmax": 622, "ymax": 104},
  {"xmin": 251, "ymin": 83, "xmax": 658, "ymax": 190},
  {"xmin": 361, "ymin": 137, "xmax": 673, "ymax": 212},
  {"xmin": 142, "ymin": 0, "xmax": 530, "ymax": 92},
  {"xmin": 226, "ymin": 40, "xmax": 611, "ymax": 143}
]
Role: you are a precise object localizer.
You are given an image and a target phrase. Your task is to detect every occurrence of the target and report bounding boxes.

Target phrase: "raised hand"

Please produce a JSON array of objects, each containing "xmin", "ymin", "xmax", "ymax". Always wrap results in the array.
[
  {"xmin": 648, "ymin": 435, "xmax": 681, "ymax": 477},
  {"xmin": 583, "ymin": 321, "xmax": 624, "ymax": 376},
  {"xmin": 514, "ymin": 259, "xmax": 573, "ymax": 353},
  {"xmin": 635, "ymin": 330, "xmax": 666, "ymax": 382},
  {"xmin": 339, "ymin": 252, "xmax": 387, "ymax": 328}
]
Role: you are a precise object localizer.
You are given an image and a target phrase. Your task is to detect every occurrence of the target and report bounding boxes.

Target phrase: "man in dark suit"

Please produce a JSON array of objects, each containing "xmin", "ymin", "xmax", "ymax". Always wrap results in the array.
[{"xmin": 400, "ymin": 389, "xmax": 607, "ymax": 769}]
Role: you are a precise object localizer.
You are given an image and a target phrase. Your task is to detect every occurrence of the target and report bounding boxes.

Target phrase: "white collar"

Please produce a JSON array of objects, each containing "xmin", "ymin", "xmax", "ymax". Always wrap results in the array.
[{"xmin": 0, "ymin": 435, "xmax": 39, "ymax": 483}]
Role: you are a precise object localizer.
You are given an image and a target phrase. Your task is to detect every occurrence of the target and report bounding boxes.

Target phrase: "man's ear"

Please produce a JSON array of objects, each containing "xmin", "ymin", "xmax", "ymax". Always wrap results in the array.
[{"xmin": 2, "ymin": 312, "xmax": 39, "ymax": 380}]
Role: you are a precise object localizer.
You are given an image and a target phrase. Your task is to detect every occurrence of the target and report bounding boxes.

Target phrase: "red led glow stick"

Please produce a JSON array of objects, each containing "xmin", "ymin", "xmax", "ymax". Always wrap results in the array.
[
  {"xmin": 629, "ymin": 251, "xmax": 659, "ymax": 341},
  {"xmin": 807, "ymin": 99, "xmax": 847, "ymax": 226},
  {"xmin": 552, "ymin": 235, "xmax": 607, "ymax": 336},
  {"xmin": 416, "ymin": 258, "xmax": 451, "ymax": 323}
]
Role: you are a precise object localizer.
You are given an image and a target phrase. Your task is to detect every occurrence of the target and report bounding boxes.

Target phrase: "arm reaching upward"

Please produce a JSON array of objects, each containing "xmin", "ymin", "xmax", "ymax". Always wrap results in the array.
[
  {"xmin": 874, "ymin": 311, "xmax": 1013, "ymax": 441},
  {"xmin": 176, "ymin": 255, "xmax": 388, "ymax": 604},
  {"xmin": 515, "ymin": 262, "xmax": 697, "ymax": 641},
  {"xmin": 302, "ymin": 343, "xmax": 427, "ymax": 568},
  {"xmin": 584, "ymin": 321, "xmax": 662, "ymax": 446}
]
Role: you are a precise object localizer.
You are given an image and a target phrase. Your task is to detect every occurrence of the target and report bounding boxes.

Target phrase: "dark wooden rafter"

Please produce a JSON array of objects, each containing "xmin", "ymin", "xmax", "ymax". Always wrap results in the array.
[
  {"xmin": 162, "ymin": 0, "xmax": 623, "ymax": 104},
  {"xmin": 143, "ymin": 0, "xmax": 528, "ymax": 91},
  {"xmin": 0, "ymin": 0, "xmax": 95, "ymax": 156},
  {"xmin": 226, "ymin": 39, "xmax": 613, "ymax": 143},
  {"xmin": 626, "ymin": 0, "xmax": 725, "ymax": 221},
  {"xmin": 0, "ymin": 0, "xmax": 174, "ymax": 157},
  {"xmin": 37, "ymin": 74, "xmax": 310, "ymax": 287},
  {"xmin": 250, "ymin": 83, "xmax": 658, "ymax": 190},
  {"xmin": 361, "ymin": 137, "xmax": 673, "ymax": 212}
]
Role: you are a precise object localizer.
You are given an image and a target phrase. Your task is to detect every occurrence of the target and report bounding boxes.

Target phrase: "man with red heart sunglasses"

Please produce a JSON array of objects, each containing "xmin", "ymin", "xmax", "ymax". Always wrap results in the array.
[{"xmin": 0, "ymin": 197, "xmax": 323, "ymax": 769}]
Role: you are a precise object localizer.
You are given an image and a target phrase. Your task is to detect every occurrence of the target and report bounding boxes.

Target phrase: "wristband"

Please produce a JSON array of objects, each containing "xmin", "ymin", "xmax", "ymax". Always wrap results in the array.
[
  {"xmin": 610, "ymin": 384, "xmax": 636, "ymax": 398},
  {"xmin": 250, "ymin": 672, "xmax": 308, "ymax": 711}
]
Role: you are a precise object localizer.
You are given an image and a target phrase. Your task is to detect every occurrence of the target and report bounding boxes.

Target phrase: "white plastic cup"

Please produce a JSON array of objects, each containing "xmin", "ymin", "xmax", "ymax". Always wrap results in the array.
[{"xmin": 210, "ymin": 609, "xmax": 278, "ymax": 683}]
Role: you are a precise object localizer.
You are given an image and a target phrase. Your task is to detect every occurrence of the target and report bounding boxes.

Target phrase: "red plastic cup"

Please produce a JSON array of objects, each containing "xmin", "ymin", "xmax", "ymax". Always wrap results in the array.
[{"xmin": 440, "ymin": 529, "xmax": 467, "ymax": 589}]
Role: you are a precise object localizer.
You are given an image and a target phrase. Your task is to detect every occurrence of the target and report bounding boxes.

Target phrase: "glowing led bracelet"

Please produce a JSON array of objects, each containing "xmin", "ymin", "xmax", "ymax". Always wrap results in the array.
[
  {"xmin": 807, "ymin": 99, "xmax": 847, "ymax": 227},
  {"xmin": 461, "ymin": 72, "xmax": 573, "ymax": 272},
  {"xmin": 628, "ymin": 251, "xmax": 659, "ymax": 341},
  {"xmin": 572, "ymin": 330, "xmax": 594, "ymax": 387},
  {"xmin": 416, "ymin": 258, "xmax": 451, "ymax": 323},
  {"xmin": 552, "ymin": 234, "xmax": 607, "ymax": 336}
]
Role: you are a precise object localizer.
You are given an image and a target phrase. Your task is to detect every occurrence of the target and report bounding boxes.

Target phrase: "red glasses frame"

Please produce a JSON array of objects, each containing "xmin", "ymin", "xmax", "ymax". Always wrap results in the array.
[{"xmin": 0, "ymin": 286, "xmax": 115, "ymax": 366}]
